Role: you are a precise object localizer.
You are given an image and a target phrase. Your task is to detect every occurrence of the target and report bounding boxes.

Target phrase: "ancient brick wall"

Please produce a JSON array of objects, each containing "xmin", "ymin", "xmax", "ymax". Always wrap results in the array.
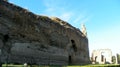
[
  {"xmin": 91, "ymin": 49, "xmax": 112, "ymax": 64},
  {"xmin": 0, "ymin": 0, "xmax": 90, "ymax": 65}
]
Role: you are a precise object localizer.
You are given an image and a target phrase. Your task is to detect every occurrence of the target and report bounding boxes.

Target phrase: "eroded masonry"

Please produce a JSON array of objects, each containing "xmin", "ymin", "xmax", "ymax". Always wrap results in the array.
[
  {"xmin": 0, "ymin": 0, "xmax": 90, "ymax": 65},
  {"xmin": 91, "ymin": 49, "xmax": 112, "ymax": 64}
]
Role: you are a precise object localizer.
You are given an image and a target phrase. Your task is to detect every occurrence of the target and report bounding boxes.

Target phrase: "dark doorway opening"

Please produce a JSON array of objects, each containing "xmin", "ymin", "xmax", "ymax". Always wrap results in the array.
[
  {"xmin": 3, "ymin": 34, "xmax": 9, "ymax": 42},
  {"xmin": 95, "ymin": 56, "xmax": 97, "ymax": 62},
  {"xmin": 101, "ymin": 55, "xmax": 104, "ymax": 62},
  {"xmin": 69, "ymin": 55, "xmax": 72, "ymax": 65},
  {"xmin": 71, "ymin": 40, "xmax": 77, "ymax": 52}
]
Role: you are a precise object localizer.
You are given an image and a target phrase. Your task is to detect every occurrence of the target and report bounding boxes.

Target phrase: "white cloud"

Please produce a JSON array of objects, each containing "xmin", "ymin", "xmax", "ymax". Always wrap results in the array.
[
  {"xmin": 74, "ymin": 15, "xmax": 85, "ymax": 23},
  {"xmin": 46, "ymin": 7, "xmax": 55, "ymax": 12},
  {"xmin": 80, "ymin": 17, "xmax": 89, "ymax": 23},
  {"xmin": 42, "ymin": 0, "xmax": 73, "ymax": 22},
  {"xmin": 73, "ymin": 13, "xmax": 92, "ymax": 29},
  {"xmin": 59, "ymin": 12, "xmax": 73, "ymax": 21}
]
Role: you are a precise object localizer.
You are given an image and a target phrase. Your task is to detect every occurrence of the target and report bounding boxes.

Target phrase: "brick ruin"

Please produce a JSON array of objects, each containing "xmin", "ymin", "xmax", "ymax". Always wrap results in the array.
[
  {"xmin": 91, "ymin": 49, "xmax": 112, "ymax": 64},
  {"xmin": 0, "ymin": 0, "xmax": 90, "ymax": 65}
]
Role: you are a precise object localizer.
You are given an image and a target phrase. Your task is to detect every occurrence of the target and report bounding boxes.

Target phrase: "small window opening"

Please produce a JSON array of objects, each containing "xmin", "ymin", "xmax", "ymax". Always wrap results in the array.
[
  {"xmin": 3, "ymin": 34, "xmax": 9, "ymax": 42},
  {"xmin": 71, "ymin": 40, "xmax": 77, "ymax": 52}
]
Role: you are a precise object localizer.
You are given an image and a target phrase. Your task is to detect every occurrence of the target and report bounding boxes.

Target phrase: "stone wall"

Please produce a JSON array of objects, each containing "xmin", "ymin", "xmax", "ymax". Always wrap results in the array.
[
  {"xmin": 0, "ymin": 0, "xmax": 90, "ymax": 65},
  {"xmin": 91, "ymin": 49, "xmax": 112, "ymax": 64}
]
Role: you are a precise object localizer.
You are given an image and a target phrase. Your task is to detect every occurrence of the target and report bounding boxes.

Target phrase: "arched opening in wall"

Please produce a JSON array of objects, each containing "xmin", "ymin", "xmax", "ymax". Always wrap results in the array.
[
  {"xmin": 101, "ymin": 55, "xmax": 104, "ymax": 62},
  {"xmin": 105, "ymin": 58, "xmax": 106, "ymax": 62},
  {"xmin": 71, "ymin": 40, "xmax": 77, "ymax": 52},
  {"xmin": 68, "ymin": 55, "xmax": 72, "ymax": 65},
  {"xmin": 95, "ymin": 56, "xmax": 97, "ymax": 62},
  {"xmin": 3, "ymin": 34, "xmax": 9, "ymax": 42}
]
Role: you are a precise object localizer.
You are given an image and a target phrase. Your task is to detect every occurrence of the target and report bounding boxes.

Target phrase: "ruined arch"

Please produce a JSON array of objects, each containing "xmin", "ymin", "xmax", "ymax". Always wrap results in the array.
[
  {"xmin": 101, "ymin": 55, "xmax": 104, "ymax": 62},
  {"xmin": 68, "ymin": 40, "xmax": 77, "ymax": 65},
  {"xmin": 71, "ymin": 40, "xmax": 77, "ymax": 52},
  {"xmin": 92, "ymin": 49, "xmax": 112, "ymax": 64},
  {"xmin": 95, "ymin": 56, "xmax": 97, "ymax": 62}
]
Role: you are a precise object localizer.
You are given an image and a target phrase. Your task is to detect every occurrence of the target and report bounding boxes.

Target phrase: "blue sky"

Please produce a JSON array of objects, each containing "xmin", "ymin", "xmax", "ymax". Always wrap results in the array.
[{"xmin": 9, "ymin": 0, "xmax": 120, "ymax": 56}]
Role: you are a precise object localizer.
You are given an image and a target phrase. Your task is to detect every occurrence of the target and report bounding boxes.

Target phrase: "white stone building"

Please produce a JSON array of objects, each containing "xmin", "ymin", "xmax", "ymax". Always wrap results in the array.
[{"xmin": 91, "ymin": 49, "xmax": 112, "ymax": 64}]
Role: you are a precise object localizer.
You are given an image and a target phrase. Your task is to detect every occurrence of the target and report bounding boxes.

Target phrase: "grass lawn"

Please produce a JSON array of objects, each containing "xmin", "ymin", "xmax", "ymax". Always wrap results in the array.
[
  {"xmin": 2, "ymin": 64, "xmax": 23, "ymax": 67},
  {"xmin": 67, "ymin": 64, "xmax": 120, "ymax": 67},
  {"xmin": 2, "ymin": 64, "xmax": 120, "ymax": 67}
]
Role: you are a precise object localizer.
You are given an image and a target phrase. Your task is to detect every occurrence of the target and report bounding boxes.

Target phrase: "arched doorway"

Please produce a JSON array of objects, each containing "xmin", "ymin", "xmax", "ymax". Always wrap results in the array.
[
  {"xmin": 71, "ymin": 40, "xmax": 77, "ymax": 52},
  {"xmin": 68, "ymin": 55, "xmax": 72, "ymax": 64},
  {"xmin": 101, "ymin": 55, "xmax": 104, "ymax": 62},
  {"xmin": 95, "ymin": 56, "xmax": 97, "ymax": 62},
  {"xmin": 68, "ymin": 40, "xmax": 77, "ymax": 65}
]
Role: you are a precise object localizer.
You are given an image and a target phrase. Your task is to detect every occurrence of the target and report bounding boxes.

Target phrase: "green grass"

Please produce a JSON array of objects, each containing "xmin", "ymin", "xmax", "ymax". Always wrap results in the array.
[
  {"xmin": 67, "ymin": 64, "xmax": 120, "ymax": 67},
  {"xmin": 2, "ymin": 64, "xmax": 23, "ymax": 67},
  {"xmin": 2, "ymin": 64, "xmax": 120, "ymax": 67}
]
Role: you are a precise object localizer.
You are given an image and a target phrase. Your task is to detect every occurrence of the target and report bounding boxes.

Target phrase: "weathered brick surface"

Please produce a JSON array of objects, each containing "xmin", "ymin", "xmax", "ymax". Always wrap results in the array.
[{"xmin": 0, "ymin": 0, "xmax": 90, "ymax": 65}]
